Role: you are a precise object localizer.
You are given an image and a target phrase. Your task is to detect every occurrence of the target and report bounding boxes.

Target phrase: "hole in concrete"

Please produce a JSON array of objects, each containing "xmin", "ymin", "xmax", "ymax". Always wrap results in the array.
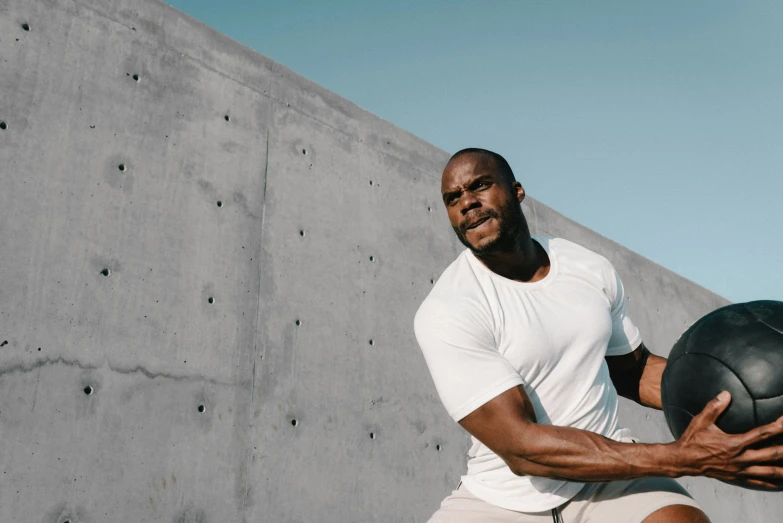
[
  {"xmin": 436, "ymin": 444, "xmax": 442, "ymax": 451},
  {"xmin": 295, "ymin": 319, "xmax": 301, "ymax": 326},
  {"xmin": 427, "ymin": 206, "xmax": 432, "ymax": 212},
  {"xmin": 198, "ymin": 405, "xmax": 205, "ymax": 413},
  {"xmin": 208, "ymin": 297, "xmax": 214, "ymax": 304},
  {"xmin": 224, "ymin": 115, "xmax": 230, "ymax": 122},
  {"xmin": 369, "ymin": 256, "xmax": 375, "ymax": 262},
  {"xmin": 217, "ymin": 201, "xmax": 223, "ymax": 207},
  {"xmin": 369, "ymin": 180, "xmax": 373, "ymax": 186},
  {"xmin": 368, "ymin": 339, "xmax": 374, "ymax": 346},
  {"xmin": 100, "ymin": 268, "xmax": 110, "ymax": 276},
  {"xmin": 84, "ymin": 385, "xmax": 93, "ymax": 395},
  {"xmin": 0, "ymin": 121, "xmax": 7, "ymax": 130},
  {"xmin": 38, "ymin": 347, "xmax": 41, "ymax": 351},
  {"xmin": 299, "ymin": 230, "xmax": 305, "ymax": 237},
  {"xmin": 370, "ymin": 432, "xmax": 375, "ymax": 440},
  {"xmin": 291, "ymin": 419, "xmax": 298, "ymax": 427},
  {"xmin": 430, "ymin": 278, "xmax": 435, "ymax": 284},
  {"xmin": 118, "ymin": 164, "xmax": 126, "ymax": 172},
  {"xmin": 132, "ymin": 74, "xmax": 140, "ymax": 82},
  {"xmin": 302, "ymin": 149, "xmax": 307, "ymax": 155},
  {"xmin": 21, "ymin": 23, "xmax": 30, "ymax": 31},
  {"xmin": 0, "ymin": 340, "xmax": 7, "ymax": 347}
]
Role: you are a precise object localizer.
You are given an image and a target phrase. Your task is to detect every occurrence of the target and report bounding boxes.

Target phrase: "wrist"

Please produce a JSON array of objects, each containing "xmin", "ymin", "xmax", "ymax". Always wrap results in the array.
[{"xmin": 654, "ymin": 441, "xmax": 691, "ymax": 478}]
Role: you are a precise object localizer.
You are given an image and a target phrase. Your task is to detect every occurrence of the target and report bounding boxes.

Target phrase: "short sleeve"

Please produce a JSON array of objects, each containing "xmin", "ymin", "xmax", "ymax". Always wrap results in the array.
[
  {"xmin": 606, "ymin": 267, "xmax": 643, "ymax": 356},
  {"xmin": 414, "ymin": 298, "xmax": 524, "ymax": 422}
]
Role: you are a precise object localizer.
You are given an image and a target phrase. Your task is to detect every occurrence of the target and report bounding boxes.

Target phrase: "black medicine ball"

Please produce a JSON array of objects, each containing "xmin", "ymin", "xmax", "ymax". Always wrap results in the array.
[{"xmin": 661, "ymin": 300, "xmax": 783, "ymax": 489}]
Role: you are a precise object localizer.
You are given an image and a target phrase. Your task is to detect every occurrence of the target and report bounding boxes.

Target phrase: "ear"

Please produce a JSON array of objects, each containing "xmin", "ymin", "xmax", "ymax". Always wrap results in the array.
[{"xmin": 514, "ymin": 182, "xmax": 525, "ymax": 203}]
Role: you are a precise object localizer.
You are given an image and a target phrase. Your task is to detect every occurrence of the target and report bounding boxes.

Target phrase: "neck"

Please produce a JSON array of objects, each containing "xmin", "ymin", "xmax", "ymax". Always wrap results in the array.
[{"xmin": 474, "ymin": 235, "xmax": 550, "ymax": 283}]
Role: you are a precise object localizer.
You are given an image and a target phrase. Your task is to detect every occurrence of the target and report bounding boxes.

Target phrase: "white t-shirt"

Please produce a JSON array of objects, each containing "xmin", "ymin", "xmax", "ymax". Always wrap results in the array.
[{"xmin": 414, "ymin": 236, "xmax": 643, "ymax": 513}]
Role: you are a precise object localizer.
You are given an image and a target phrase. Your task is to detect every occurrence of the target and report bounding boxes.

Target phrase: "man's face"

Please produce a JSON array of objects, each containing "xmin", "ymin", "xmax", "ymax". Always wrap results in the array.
[{"xmin": 441, "ymin": 154, "xmax": 525, "ymax": 255}]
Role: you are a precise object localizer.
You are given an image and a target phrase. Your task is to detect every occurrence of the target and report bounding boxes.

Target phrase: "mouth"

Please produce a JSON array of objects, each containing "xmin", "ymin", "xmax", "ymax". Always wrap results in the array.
[{"xmin": 465, "ymin": 215, "xmax": 491, "ymax": 231}]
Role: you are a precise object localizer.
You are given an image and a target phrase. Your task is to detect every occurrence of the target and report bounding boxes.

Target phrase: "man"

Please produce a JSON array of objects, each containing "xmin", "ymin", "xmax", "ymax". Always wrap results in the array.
[{"xmin": 414, "ymin": 148, "xmax": 783, "ymax": 523}]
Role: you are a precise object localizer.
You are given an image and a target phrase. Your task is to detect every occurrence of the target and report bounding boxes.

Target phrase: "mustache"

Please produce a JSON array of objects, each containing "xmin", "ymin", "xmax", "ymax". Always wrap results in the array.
[{"xmin": 460, "ymin": 209, "xmax": 499, "ymax": 233}]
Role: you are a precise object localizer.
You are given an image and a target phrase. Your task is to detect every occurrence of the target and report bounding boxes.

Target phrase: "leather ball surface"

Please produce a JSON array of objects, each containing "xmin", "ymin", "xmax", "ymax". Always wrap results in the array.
[{"xmin": 661, "ymin": 300, "xmax": 783, "ymax": 490}]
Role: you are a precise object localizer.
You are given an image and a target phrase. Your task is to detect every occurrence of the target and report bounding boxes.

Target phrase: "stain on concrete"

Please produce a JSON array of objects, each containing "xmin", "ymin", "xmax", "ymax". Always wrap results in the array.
[{"xmin": 173, "ymin": 506, "xmax": 206, "ymax": 523}]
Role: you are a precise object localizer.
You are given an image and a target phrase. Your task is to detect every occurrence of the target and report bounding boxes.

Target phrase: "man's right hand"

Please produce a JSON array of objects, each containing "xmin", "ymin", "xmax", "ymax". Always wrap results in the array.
[
  {"xmin": 671, "ymin": 391, "xmax": 783, "ymax": 490},
  {"xmin": 459, "ymin": 384, "xmax": 783, "ymax": 486}
]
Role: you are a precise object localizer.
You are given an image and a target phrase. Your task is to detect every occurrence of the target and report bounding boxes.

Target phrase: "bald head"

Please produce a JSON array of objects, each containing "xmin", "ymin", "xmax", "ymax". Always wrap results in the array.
[{"xmin": 445, "ymin": 148, "xmax": 517, "ymax": 187}]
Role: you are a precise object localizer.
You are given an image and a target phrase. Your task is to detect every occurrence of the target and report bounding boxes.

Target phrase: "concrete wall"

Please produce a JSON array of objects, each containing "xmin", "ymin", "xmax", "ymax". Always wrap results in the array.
[{"xmin": 0, "ymin": 0, "xmax": 776, "ymax": 521}]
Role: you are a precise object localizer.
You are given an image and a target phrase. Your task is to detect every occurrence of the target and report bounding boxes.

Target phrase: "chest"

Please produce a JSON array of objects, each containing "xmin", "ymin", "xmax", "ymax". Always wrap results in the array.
[{"xmin": 491, "ymin": 276, "xmax": 614, "ymax": 379}]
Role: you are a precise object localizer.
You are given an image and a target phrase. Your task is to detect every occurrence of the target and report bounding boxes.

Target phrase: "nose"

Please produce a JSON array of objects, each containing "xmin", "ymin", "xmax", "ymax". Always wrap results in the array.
[{"xmin": 460, "ymin": 191, "xmax": 480, "ymax": 215}]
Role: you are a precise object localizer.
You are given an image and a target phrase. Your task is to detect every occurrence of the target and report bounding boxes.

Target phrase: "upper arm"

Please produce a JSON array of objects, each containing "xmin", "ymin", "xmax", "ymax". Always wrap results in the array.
[
  {"xmin": 607, "ymin": 342, "xmax": 668, "ymax": 408},
  {"xmin": 602, "ymin": 260, "xmax": 647, "ymax": 393},
  {"xmin": 414, "ymin": 298, "xmax": 534, "ymax": 473},
  {"xmin": 606, "ymin": 342, "xmax": 648, "ymax": 379},
  {"xmin": 458, "ymin": 384, "xmax": 537, "ymax": 472},
  {"xmin": 605, "ymin": 264, "xmax": 643, "ymax": 356},
  {"xmin": 414, "ymin": 298, "xmax": 524, "ymax": 422}
]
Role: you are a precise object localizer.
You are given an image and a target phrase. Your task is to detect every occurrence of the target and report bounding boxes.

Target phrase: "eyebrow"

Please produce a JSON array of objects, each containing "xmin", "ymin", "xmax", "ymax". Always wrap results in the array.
[
  {"xmin": 442, "ymin": 190, "xmax": 459, "ymax": 203},
  {"xmin": 441, "ymin": 173, "xmax": 494, "ymax": 201}
]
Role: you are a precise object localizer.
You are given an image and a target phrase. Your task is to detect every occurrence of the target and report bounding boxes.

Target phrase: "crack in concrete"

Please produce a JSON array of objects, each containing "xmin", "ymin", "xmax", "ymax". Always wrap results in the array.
[
  {"xmin": 0, "ymin": 356, "xmax": 100, "ymax": 377},
  {"xmin": 0, "ymin": 356, "xmax": 235, "ymax": 386},
  {"xmin": 107, "ymin": 362, "xmax": 233, "ymax": 386}
]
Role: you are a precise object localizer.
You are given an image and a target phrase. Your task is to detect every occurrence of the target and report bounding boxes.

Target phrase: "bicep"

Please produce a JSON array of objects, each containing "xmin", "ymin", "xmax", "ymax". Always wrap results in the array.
[{"xmin": 458, "ymin": 384, "xmax": 537, "ymax": 467}]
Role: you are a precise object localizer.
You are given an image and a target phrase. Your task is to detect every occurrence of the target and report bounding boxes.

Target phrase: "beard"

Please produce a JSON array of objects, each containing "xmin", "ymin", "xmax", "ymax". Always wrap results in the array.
[{"xmin": 452, "ymin": 201, "xmax": 526, "ymax": 256}]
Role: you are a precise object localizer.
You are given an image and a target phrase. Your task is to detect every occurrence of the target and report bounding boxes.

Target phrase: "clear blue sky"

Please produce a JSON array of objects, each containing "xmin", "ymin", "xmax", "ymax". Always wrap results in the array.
[{"xmin": 166, "ymin": 0, "xmax": 783, "ymax": 304}]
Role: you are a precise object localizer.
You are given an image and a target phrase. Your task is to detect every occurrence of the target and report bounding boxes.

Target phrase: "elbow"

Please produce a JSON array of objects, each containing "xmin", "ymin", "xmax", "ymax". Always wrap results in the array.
[
  {"xmin": 509, "ymin": 461, "xmax": 527, "ymax": 477},
  {"xmin": 505, "ymin": 457, "xmax": 525, "ymax": 476},
  {"xmin": 505, "ymin": 455, "xmax": 567, "ymax": 481},
  {"xmin": 502, "ymin": 452, "xmax": 532, "ymax": 477},
  {"xmin": 499, "ymin": 423, "xmax": 539, "ymax": 476}
]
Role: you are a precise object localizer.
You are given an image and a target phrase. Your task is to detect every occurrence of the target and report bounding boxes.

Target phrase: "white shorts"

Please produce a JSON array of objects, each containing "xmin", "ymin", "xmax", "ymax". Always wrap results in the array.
[{"xmin": 427, "ymin": 476, "xmax": 703, "ymax": 523}]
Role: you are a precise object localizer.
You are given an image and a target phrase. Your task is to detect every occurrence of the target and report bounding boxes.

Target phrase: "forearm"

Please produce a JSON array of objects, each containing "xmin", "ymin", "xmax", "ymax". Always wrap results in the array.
[
  {"xmin": 506, "ymin": 422, "xmax": 680, "ymax": 482},
  {"xmin": 461, "ymin": 382, "xmax": 783, "ymax": 490}
]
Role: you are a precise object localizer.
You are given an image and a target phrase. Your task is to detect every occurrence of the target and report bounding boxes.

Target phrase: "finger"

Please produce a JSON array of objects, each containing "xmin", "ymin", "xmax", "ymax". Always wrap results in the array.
[
  {"xmin": 738, "ymin": 416, "xmax": 783, "ymax": 448},
  {"xmin": 740, "ymin": 444, "xmax": 783, "ymax": 464},
  {"xmin": 743, "ymin": 478, "xmax": 783, "ymax": 490},
  {"xmin": 695, "ymin": 391, "xmax": 732, "ymax": 426},
  {"xmin": 739, "ymin": 464, "xmax": 783, "ymax": 480}
]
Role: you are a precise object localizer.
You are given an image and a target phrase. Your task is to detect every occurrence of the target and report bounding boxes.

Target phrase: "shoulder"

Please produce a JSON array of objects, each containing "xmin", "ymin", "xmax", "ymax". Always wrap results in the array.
[
  {"xmin": 546, "ymin": 236, "xmax": 616, "ymax": 279},
  {"xmin": 415, "ymin": 250, "xmax": 492, "ymax": 335}
]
